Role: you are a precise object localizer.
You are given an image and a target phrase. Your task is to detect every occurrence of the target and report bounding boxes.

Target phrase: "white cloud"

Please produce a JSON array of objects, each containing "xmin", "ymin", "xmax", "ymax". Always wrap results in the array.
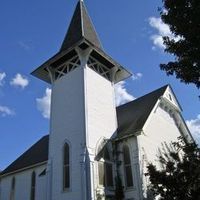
[
  {"xmin": 186, "ymin": 115, "xmax": 200, "ymax": 144},
  {"xmin": 10, "ymin": 73, "xmax": 29, "ymax": 89},
  {"xmin": 0, "ymin": 105, "xmax": 14, "ymax": 117},
  {"xmin": 114, "ymin": 81, "xmax": 135, "ymax": 106},
  {"xmin": 36, "ymin": 88, "xmax": 52, "ymax": 119},
  {"xmin": 132, "ymin": 72, "xmax": 143, "ymax": 81},
  {"xmin": 149, "ymin": 17, "xmax": 171, "ymax": 36},
  {"xmin": 148, "ymin": 17, "xmax": 179, "ymax": 50},
  {"xmin": 150, "ymin": 35, "xmax": 166, "ymax": 49},
  {"xmin": 0, "ymin": 72, "xmax": 6, "ymax": 86}
]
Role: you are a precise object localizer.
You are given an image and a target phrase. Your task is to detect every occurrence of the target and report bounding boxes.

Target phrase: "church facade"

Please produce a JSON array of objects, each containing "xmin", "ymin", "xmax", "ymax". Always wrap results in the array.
[{"xmin": 0, "ymin": 1, "xmax": 193, "ymax": 200}]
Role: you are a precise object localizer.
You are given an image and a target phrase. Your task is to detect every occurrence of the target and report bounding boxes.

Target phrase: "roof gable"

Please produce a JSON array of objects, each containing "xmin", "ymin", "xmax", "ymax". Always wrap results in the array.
[
  {"xmin": 116, "ymin": 85, "xmax": 168, "ymax": 139},
  {"xmin": 162, "ymin": 85, "xmax": 182, "ymax": 111}
]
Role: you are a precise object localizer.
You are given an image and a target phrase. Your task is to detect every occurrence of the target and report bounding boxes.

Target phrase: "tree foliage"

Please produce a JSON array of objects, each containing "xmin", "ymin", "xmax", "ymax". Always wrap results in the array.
[
  {"xmin": 146, "ymin": 137, "xmax": 200, "ymax": 200},
  {"xmin": 160, "ymin": 0, "xmax": 200, "ymax": 88}
]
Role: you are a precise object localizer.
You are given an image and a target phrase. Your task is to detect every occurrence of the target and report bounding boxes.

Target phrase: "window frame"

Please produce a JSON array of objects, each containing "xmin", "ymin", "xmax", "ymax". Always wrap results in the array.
[
  {"xmin": 63, "ymin": 142, "xmax": 71, "ymax": 191},
  {"xmin": 98, "ymin": 146, "xmax": 114, "ymax": 188},
  {"xmin": 10, "ymin": 177, "xmax": 15, "ymax": 200},
  {"xmin": 123, "ymin": 144, "xmax": 134, "ymax": 189},
  {"xmin": 30, "ymin": 171, "xmax": 36, "ymax": 200}
]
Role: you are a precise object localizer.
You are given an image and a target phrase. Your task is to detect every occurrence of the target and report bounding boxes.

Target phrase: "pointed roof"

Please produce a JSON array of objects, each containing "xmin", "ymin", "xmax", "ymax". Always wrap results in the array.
[
  {"xmin": 60, "ymin": 0, "xmax": 102, "ymax": 52},
  {"xmin": 31, "ymin": 1, "xmax": 131, "ymax": 84},
  {"xmin": 116, "ymin": 85, "xmax": 169, "ymax": 139}
]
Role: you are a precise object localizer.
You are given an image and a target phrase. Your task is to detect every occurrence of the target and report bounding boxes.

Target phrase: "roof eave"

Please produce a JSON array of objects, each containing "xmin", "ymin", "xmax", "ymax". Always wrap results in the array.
[
  {"xmin": 1, "ymin": 161, "xmax": 47, "ymax": 178},
  {"xmin": 31, "ymin": 39, "xmax": 132, "ymax": 84},
  {"xmin": 31, "ymin": 40, "xmax": 84, "ymax": 83},
  {"xmin": 115, "ymin": 130, "xmax": 143, "ymax": 142}
]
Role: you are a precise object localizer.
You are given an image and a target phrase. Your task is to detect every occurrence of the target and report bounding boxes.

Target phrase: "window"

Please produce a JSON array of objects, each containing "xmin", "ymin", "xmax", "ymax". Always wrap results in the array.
[
  {"xmin": 169, "ymin": 94, "xmax": 172, "ymax": 101},
  {"xmin": 30, "ymin": 172, "xmax": 36, "ymax": 200},
  {"xmin": 10, "ymin": 177, "xmax": 15, "ymax": 200},
  {"xmin": 63, "ymin": 143, "xmax": 70, "ymax": 190},
  {"xmin": 98, "ymin": 146, "xmax": 114, "ymax": 187},
  {"xmin": 123, "ymin": 145, "xmax": 133, "ymax": 188},
  {"xmin": 39, "ymin": 169, "xmax": 46, "ymax": 177}
]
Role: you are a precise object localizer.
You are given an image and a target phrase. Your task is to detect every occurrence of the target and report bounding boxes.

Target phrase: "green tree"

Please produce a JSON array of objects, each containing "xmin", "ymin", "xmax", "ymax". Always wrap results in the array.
[
  {"xmin": 146, "ymin": 137, "xmax": 200, "ymax": 200},
  {"xmin": 160, "ymin": 0, "xmax": 200, "ymax": 88}
]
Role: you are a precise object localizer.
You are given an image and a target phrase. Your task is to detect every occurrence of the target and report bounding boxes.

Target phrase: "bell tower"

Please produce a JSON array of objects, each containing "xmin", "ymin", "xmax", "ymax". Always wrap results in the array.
[{"xmin": 31, "ymin": 1, "xmax": 131, "ymax": 199}]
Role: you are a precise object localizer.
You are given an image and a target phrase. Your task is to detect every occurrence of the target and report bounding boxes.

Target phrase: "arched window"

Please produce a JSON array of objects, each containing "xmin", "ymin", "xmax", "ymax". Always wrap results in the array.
[
  {"xmin": 63, "ymin": 143, "xmax": 70, "ymax": 190},
  {"xmin": 10, "ymin": 177, "xmax": 15, "ymax": 200},
  {"xmin": 98, "ymin": 146, "xmax": 114, "ymax": 187},
  {"xmin": 30, "ymin": 171, "xmax": 36, "ymax": 200},
  {"xmin": 104, "ymin": 147, "xmax": 114, "ymax": 187},
  {"xmin": 123, "ymin": 145, "xmax": 133, "ymax": 188}
]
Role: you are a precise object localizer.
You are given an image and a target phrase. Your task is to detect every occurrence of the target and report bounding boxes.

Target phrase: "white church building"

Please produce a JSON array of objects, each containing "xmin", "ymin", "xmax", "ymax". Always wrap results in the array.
[{"xmin": 0, "ymin": 1, "xmax": 193, "ymax": 200}]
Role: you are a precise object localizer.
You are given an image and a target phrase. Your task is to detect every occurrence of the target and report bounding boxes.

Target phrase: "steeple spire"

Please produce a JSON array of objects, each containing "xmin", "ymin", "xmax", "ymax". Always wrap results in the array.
[
  {"xmin": 60, "ymin": 0, "xmax": 102, "ymax": 52},
  {"xmin": 31, "ymin": 1, "xmax": 132, "ymax": 84}
]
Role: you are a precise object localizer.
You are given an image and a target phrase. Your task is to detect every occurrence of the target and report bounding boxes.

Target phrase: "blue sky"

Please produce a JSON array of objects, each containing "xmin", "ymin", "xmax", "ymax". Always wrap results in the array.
[{"xmin": 0, "ymin": 0, "xmax": 199, "ymax": 170}]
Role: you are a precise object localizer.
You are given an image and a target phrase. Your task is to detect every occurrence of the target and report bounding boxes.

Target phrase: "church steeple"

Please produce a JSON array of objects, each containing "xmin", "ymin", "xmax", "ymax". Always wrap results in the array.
[
  {"xmin": 31, "ymin": 1, "xmax": 131, "ymax": 84},
  {"xmin": 60, "ymin": 0, "xmax": 102, "ymax": 52},
  {"xmin": 30, "ymin": 2, "xmax": 132, "ymax": 199}
]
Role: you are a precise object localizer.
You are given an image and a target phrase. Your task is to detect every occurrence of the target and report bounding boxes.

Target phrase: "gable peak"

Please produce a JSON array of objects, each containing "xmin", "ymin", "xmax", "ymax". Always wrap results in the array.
[{"xmin": 162, "ymin": 85, "xmax": 182, "ymax": 111}]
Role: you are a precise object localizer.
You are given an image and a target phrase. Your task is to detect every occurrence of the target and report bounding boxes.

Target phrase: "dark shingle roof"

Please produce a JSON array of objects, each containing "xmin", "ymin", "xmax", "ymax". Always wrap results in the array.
[
  {"xmin": 60, "ymin": 1, "xmax": 102, "ymax": 52},
  {"xmin": 116, "ymin": 85, "xmax": 168, "ymax": 139},
  {"xmin": 1, "ymin": 86, "xmax": 168, "ymax": 176},
  {"xmin": 1, "ymin": 135, "xmax": 49, "ymax": 176}
]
